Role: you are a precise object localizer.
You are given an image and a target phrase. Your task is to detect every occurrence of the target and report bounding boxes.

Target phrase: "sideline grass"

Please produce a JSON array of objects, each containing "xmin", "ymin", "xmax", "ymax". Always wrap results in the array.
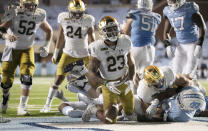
[
  {"xmin": 0, "ymin": 76, "xmax": 77, "ymax": 117},
  {"xmin": 0, "ymin": 77, "xmax": 208, "ymax": 118}
]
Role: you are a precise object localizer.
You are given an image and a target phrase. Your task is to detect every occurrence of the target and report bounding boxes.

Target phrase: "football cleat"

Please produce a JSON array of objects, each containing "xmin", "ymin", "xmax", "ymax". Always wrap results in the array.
[
  {"xmin": 0, "ymin": 116, "xmax": 11, "ymax": 123},
  {"xmin": 1, "ymin": 93, "xmax": 10, "ymax": 114},
  {"xmin": 40, "ymin": 105, "xmax": 51, "ymax": 113},
  {"xmin": 17, "ymin": 106, "xmax": 30, "ymax": 116},
  {"xmin": 82, "ymin": 103, "xmax": 97, "ymax": 122}
]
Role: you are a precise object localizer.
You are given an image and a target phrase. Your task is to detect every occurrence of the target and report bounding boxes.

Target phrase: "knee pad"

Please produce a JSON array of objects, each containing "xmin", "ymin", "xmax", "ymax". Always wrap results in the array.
[
  {"xmin": 104, "ymin": 104, "xmax": 119, "ymax": 124},
  {"xmin": 21, "ymin": 84, "xmax": 32, "ymax": 90},
  {"xmin": 20, "ymin": 75, "xmax": 32, "ymax": 86},
  {"xmin": 1, "ymin": 83, "xmax": 12, "ymax": 89}
]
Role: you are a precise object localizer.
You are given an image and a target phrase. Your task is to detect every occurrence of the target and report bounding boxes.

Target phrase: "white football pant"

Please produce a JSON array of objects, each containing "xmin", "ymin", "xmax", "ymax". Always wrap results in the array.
[
  {"xmin": 132, "ymin": 44, "xmax": 155, "ymax": 75},
  {"xmin": 172, "ymin": 43, "xmax": 197, "ymax": 76}
]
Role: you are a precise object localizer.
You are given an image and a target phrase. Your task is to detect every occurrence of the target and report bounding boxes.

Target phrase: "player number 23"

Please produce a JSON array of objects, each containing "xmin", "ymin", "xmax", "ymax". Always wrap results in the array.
[{"xmin": 107, "ymin": 55, "xmax": 125, "ymax": 72}]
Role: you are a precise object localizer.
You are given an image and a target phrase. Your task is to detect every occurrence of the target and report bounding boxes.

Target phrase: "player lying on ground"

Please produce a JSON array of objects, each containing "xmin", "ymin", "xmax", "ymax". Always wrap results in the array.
[{"xmin": 133, "ymin": 65, "xmax": 207, "ymax": 121}]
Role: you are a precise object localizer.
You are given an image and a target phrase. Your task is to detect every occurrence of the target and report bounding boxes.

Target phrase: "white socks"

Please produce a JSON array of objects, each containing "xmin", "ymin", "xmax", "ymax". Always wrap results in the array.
[
  {"xmin": 45, "ymin": 87, "xmax": 58, "ymax": 106},
  {"xmin": 19, "ymin": 96, "xmax": 29, "ymax": 108}
]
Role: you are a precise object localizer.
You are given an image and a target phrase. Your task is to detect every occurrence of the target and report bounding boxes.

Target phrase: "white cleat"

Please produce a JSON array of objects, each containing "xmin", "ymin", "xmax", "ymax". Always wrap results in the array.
[
  {"xmin": 17, "ymin": 106, "xmax": 30, "ymax": 116},
  {"xmin": 40, "ymin": 105, "xmax": 51, "ymax": 113},
  {"xmin": 82, "ymin": 103, "xmax": 97, "ymax": 122}
]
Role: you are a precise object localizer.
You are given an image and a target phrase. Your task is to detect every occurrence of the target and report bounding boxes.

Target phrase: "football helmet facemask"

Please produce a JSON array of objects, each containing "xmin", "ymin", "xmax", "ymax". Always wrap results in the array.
[
  {"xmin": 20, "ymin": 0, "xmax": 39, "ymax": 13},
  {"xmin": 137, "ymin": 0, "xmax": 153, "ymax": 11},
  {"xmin": 98, "ymin": 16, "xmax": 120, "ymax": 42},
  {"xmin": 167, "ymin": 0, "xmax": 186, "ymax": 10},
  {"xmin": 143, "ymin": 65, "xmax": 165, "ymax": 89},
  {"xmin": 68, "ymin": 0, "xmax": 86, "ymax": 19}
]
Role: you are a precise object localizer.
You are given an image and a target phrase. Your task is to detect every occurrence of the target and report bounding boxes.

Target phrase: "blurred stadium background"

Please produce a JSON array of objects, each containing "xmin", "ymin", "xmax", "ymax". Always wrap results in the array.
[
  {"xmin": 0, "ymin": 0, "xmax": 208, "ymax": 117},
  {"xmin": 0, "ymin": 0, "xmax": 208, "ymax": 77}
]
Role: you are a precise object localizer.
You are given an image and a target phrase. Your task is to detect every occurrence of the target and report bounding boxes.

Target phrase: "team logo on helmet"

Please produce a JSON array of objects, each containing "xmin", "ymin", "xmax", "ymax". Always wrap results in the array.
[
  {"xmin": 20, "ymin": 0, "xmax": 39, "ymax": 13},
  {"xmin": 143, "ymin": 65, "xmax": 164, "ymax": 88},
  {"xmin": 98, "ymin": 16, "xmax": 120, "ymax": 42},
  {"xmin": 68, "ymin": 0, "xmax": 86, "ymax": 19}
]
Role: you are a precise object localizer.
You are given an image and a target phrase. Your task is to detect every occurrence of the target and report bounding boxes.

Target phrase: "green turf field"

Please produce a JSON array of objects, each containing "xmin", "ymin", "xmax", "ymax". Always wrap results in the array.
[
  {"xmin": 0, "ymin": 77, "xmax": 208, "ymax": 118},
  {"xmin": 0, "ymin": 77, "xmax": 78, "ymax": 117}
]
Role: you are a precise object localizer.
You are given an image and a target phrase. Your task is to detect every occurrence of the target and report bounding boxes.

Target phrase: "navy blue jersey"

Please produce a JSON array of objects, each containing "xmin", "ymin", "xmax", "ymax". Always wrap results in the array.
[
  {"xmin": 128, "ymin": 9, "xmax": 161, "ymax": 47},
  {"xmin": 163, "ymin": 2, "xmax": 199, "ymax": 44}
]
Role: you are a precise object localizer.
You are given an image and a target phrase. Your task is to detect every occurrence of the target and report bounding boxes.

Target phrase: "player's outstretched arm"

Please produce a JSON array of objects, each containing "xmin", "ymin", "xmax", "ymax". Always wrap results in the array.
[
  {"xmin": 51, "ymin": 24, "xmax": 64, "ymax": 64},
  {"xmin": 0, "ymin": 20, "xmax": 17, "ymax": 42},
  {"xmin": 87, "ymin": 27, "xmax": 95, "ymax": 44},
  {"xmin": 39, "ymin": 20, "xmax": 53, "ymax": 57},
  {"xmin": 88, "ymin": 56, "xmax": 105, "ymax": 87},
  {"xmin": 127, "ymin": 52, "xmax": 135, "ymax": 81},
  {"xmin": 192, "ymin": 12, "xmax": 207, "ymax": 58},
  {"xmin": 122, "ymin": 19, "xmax": 132, "ymax": 36}
]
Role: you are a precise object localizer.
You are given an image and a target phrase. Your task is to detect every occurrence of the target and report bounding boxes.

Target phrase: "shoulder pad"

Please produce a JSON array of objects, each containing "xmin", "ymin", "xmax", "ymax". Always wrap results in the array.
[
  {"xmin": 119, "ymin": 34, "xmax": 132, "ymax": 50},
  {"xmin": 1, "ymin": 8, "xmax": 16, "ymax": 22},
  {"xmin": 163, "ymin": 6, "xmax": 169, "ymax": 17},
  {"xmin": 35, "ymin": 8, "xmax": 46, "ymax": 21},
  {"xmin": 57, "ymin": 12, "xmax": 68, "ymax": 24},
  {"xmin": 190, "ymin": 2, "xmax": 199, "ymax": 12},
  {"xmin": 83, "ymin": 14, "xmax": 95, "ymax": 27}
]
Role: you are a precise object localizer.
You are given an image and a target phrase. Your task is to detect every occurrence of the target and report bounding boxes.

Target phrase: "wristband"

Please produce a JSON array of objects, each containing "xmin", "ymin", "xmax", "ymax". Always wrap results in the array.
[
  {"xmin": 104, "ymin": 81, "xmax": 108, "ymax": 86},
  {"xmin": 164, "ymin": 39, "xmax": 171, "ymax": 48}
]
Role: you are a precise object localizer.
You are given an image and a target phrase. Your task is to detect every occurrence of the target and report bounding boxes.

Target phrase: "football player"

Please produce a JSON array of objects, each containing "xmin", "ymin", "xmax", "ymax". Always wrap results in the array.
[
  {"xmin": 41, "ymin": 0, "xmax": 95, "ymax": 113},
  {"xmin": 81, "ymin": 16, "xmax": 136, "ymax": 124},
  {"xmin": 58, "ymin": 92, "xmax": 103, "ymax": 118},
  {"xmin": 0, "ymin": 0, "xmax": 53, "ymax": 115},
  {"xmin": 163, "ymin": 0, "xmax": 206, "ymax": 77},
  {"xmin": 134, "ymin": 65, "xmax": 206, "ymax": 121},
  {"xmin": 122, "ymin": 0, "xmax": 161, "ymax": 93}
]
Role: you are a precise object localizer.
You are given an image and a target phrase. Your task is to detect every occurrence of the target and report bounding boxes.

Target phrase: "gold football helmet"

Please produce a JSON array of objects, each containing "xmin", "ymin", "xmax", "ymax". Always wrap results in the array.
[
  {"xmin": 98, "ymin": 16, "xmax": 120, "ymax": 42},
  {"xmin": 20, "ymin": 0, "xmax": 39, "ymax": 12},
  {"xmin": 68, "ymin": 0, "xmax": 86, "ymax": 19},
  {"xmin": 143, "ymin": 65, "xmax": 164, "ymax": 88}
]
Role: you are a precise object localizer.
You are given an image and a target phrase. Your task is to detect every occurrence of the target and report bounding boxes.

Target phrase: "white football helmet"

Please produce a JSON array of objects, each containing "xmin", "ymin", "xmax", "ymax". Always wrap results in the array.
[
  {"xmin": 176, "ymin": 86, "xmax": 206, "ymax": 111},
  {"xmin": 137, "ymin": 0, "xmax": 153, "ymax": 11},
  {"xmin": 167, "ymin": 0, "xmax": 186, "ymax": 10}
]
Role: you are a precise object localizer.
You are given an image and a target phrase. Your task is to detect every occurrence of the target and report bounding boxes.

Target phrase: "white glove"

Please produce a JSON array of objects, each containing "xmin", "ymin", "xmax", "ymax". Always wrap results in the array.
[
  {"xmin": 166, "ymin": 46, "xmax": 175, "ymax": 58},
  {"xmin": 52, "ymin": 48, "xmax": 60, "ymax": 64},
  {"xmin": 124, "ymin": 80, "xmax": 134, "ymax": 95},
  {"xmin": 146, "ymin": 99, "xmax": 159, "ymax": 119},
  {"xmin": 106, "ymin": 81, "xmax": 121, "ymax": 95},
  {"xmin": 39, "ymin": 46, "xmax": 49, "ymax": 57},
  {"xmin": 194, "ymin": 45, "xmax": 202, "ymax": 59}
]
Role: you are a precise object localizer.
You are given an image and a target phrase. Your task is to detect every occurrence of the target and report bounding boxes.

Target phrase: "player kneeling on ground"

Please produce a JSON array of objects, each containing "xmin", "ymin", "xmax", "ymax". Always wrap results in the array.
[{"xmin": 81, "ymin": 16, "xmax": 136, "ymax": 124}]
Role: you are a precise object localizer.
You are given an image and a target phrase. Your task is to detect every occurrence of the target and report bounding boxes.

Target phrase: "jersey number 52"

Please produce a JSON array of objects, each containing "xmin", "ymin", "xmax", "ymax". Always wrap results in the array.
[{"xmin": 18, "ymin": 20, "xmax": 36, "ymax": 35}]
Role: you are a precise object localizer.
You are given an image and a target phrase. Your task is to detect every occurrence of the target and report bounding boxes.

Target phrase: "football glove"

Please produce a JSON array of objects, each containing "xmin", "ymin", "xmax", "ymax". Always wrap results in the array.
[
  {"xmin": 194, "ymin": 45, "xmax": 202, "ymax": 59},
  {"xmin": 146, "ymin": 99, "xmax": 159, "ymax": 119},
  {"xmin": 124, "ymin": 80, "xmax": 134, "ymax": 95},
  {"xmin": 106, "ymin": 81, "xmax": 121, "ymax": 95},
  {"xmin": 39, "ymin": 46, "xmax": 49, "ymax": 57},
  {"xmin": 51, "ymin": 48, "xmax": 60, "ymax": 64}
]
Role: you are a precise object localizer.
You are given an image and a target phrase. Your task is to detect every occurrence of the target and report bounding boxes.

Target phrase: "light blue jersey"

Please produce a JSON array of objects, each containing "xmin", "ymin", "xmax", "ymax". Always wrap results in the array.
[
  {"xmin": 128, "ymin": 9, "xmax": 161, "ymax": 47},
  {"xmin": 163, "ymin": 2, "xmax": 199, "ymax": 44}
]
